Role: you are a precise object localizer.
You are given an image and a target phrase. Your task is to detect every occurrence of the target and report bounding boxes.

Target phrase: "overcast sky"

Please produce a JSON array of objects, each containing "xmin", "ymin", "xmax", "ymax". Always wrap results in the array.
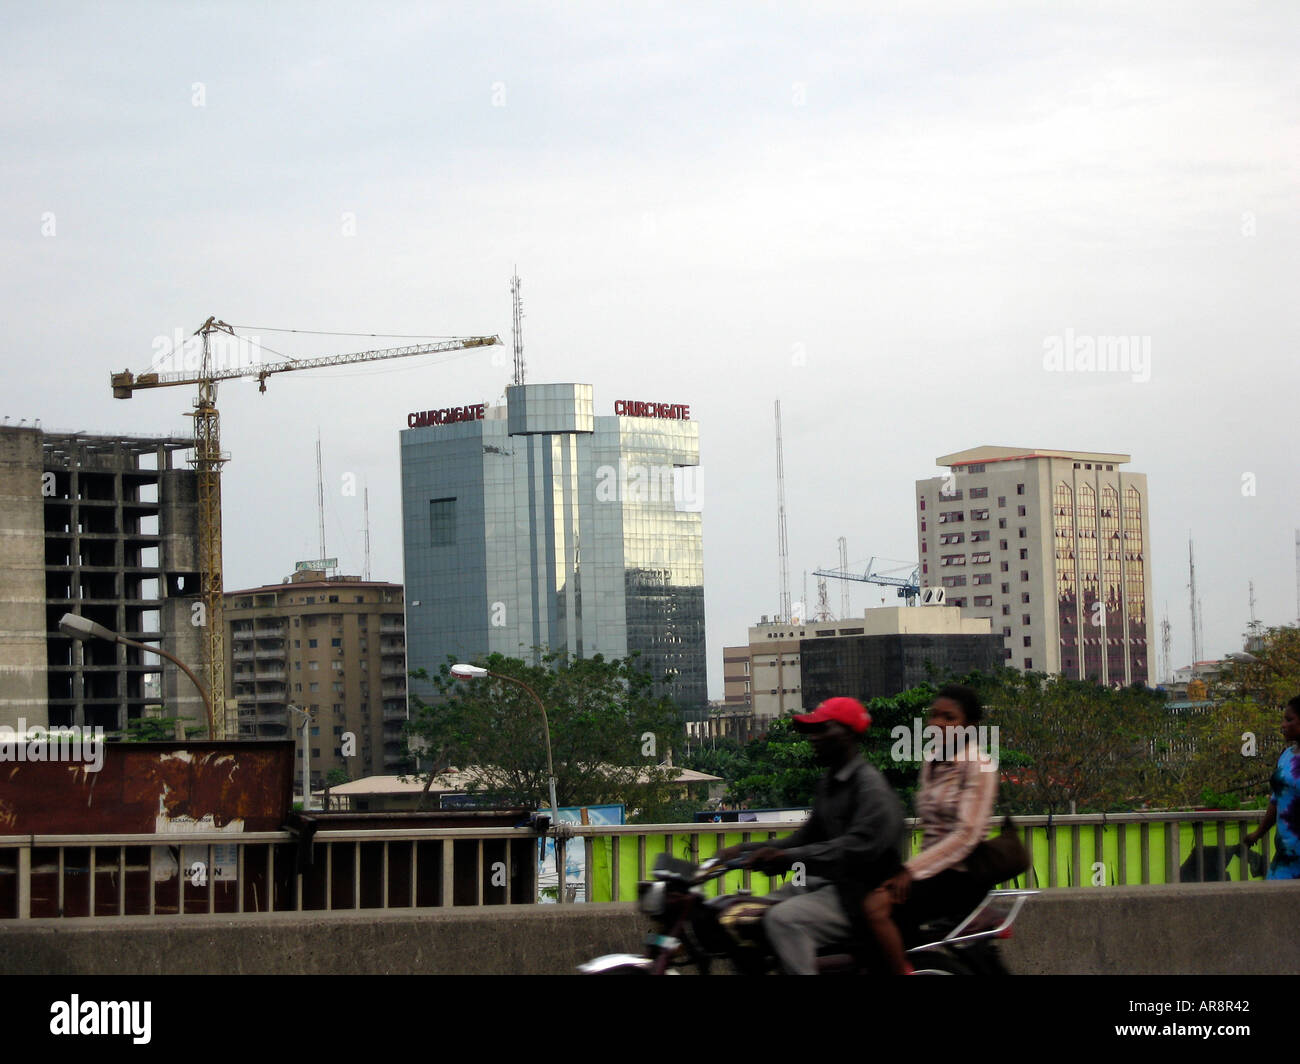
[{"xmin": 4, "ymin": 2, "xmax": 1297, "ymax": 697}]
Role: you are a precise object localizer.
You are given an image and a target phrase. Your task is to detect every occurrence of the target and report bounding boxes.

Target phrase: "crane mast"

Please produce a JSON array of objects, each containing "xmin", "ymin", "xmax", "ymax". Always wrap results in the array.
[{"xmin": 113, "ymin": 318, "xmax": 502, "ymax": 737}]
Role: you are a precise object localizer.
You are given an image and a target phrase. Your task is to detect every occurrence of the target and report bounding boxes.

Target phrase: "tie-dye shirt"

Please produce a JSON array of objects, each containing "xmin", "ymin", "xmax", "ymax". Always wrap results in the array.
[{"xmin": 1267, "ymin": 746, "xmax": 1300, "ymax": 880}]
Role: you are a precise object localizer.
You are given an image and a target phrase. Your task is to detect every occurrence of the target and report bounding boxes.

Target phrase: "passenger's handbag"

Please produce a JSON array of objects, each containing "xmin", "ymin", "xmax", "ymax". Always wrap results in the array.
[{"xmin": 963, "ymin": 815, "xmax": 1030, "ymax": 886}]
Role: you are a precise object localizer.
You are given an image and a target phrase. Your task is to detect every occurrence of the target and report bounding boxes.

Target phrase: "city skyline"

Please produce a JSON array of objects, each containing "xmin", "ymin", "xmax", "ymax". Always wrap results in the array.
[{"xmin": 3, "ymin": 5, "xmax": 1297, "ymax": 698}]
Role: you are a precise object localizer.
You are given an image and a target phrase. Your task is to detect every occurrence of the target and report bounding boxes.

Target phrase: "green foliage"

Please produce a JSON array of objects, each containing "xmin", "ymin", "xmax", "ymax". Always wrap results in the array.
[
  {"xmin": 406, "ymin": 651, "xmax": 686, "ymax": 813},
  {"xmin": 117, "ymin": 715, "xmax": 205, "ymax": 741}
]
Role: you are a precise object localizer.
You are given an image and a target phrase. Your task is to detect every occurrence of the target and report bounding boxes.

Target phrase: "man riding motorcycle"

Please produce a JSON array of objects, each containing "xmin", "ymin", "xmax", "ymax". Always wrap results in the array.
[{"xmin": 718, "ymin": 697, "xmax": 903, "ymax": 974}]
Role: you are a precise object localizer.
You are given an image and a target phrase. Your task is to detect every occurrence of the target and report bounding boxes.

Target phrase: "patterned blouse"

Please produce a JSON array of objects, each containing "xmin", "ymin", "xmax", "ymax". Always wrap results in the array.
[
  {"xmin": 907, "ymin": 748, "xmax": 999, "ymax": 882},
  {"xmin": 1267, "ymin": 746, "xmax": 1300, "ymax": 880}
]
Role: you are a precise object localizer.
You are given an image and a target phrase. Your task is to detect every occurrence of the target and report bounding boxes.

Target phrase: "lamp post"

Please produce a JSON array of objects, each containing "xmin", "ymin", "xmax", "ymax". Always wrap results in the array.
[
  {"xmin": 59, "ymin": 612, "xmax": 214, "ymax": 739},
  {"xmin": 286, "ymin": 704, "xmax": 313, "ymax": 811},
  {"xmin": 450, "ymin": 662, "xmax": 564, "ymax": 902}
]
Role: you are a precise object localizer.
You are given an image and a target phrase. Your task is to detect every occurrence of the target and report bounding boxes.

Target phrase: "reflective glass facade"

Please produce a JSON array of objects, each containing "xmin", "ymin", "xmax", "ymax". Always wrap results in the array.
[{"xmin": 400, "ymin": 383, "xmax": 706, "ymax": 712}]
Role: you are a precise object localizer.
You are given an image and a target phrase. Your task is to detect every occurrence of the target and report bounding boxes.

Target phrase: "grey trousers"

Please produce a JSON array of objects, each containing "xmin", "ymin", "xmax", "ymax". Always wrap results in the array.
[{"xmin": 761, "ymin": 879, "xmax": 853, "ymax": 975}]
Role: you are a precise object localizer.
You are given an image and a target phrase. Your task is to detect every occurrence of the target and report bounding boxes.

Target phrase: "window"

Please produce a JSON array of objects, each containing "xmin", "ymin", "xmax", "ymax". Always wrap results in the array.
[
  {"xmin": 939, "ymin": 511, "xmax": 964, "ymax": 524},
  {"xmin": 922, "ymin": 562, "xmax": 928, "ymax": 574},
  {"xmin": 295, "ymin": 661, "xmax": 301, "ymax": 671},
  {"xmin": 333, "ymin": 682, "xmax": 343, "ymax": 694},
  {"xmin": 333, "ymin": 726, "xmax": 344, "ymax": 735},
  {"xmin": 331, "ymin": 660, "xmax": 343, "ymax": 671},
  {"xmin": 308, "ymin": 639, "xmax": 318, "ymax": 648},
  {"xmin": 1017, "ymin": 484, "xmax": 1025, "ymax": 495},
  {"xmin": 1001, "ymin": 605, "xmax": 1010, "ymax": 616},
  {"xmin": 1023, "ymin": 635, "xmax": 1032, "ymax": 647},
  {"xmin": 919, "ymin": 498, "xmax": 926, "ymax": 511},
  {"xmin": 1021, "ymin": 593, "xmax": 1030, "ymax": 604},
  {"xmin": 920, "ymin": 519, "xmax": 926, "ymax": 532},
  {"xmin": 430, "ymin": 497, "xmax": 457, "ymax": 547},
  {"xmin": 971, "ymin": 552, "xmax": 991, "ymax": 564},
  {"xmin": 1000, "ymin": 561, "xmax": 1009, "ymax": 572},
  {"xmin": 971, "ymin": 508, "xmax": 989, "ymax": 521},
  {"xmin": 356, "ymin": 595, "xmax": 364, "ymax": 603},
  {"xmin": 294, "ymin": 639, "xmax": 300, "ymax": 648},
  {"xmin": 941, "ymin": 554, "xmax": 966, "ymax": 566},
  {"xmin": 950, "ymin": 597, "xmax": 967, "ymax": 607},
  {"xmin": 941, "ymin": 575, "xmax": 967, "ymax": 587},
  {"xmin": 1004, "ymin": 649, "xmax": 1013, "ymax": 659},
  {"xmin": 939, "ymin": 532, "xmax": 965, "ymax": 545},
  {"xmin": 998, "ymin": 518, "xmax": 1007, "ymax": 529},
  {"xmin": 293, "ymin": 618, "xmax": 300, "ymax": 627},
  {"xmin": 974, "ymin": 595, "xmax": 993, "ymax": 607},
  {"xmin": 921, "ymin": 540, "xmax": 927, "ymax": 553},
  {"xmin": 1017, "ymin": 505, "xmax": 1026, "ymax": 517},
  {"xmin": 306, "ymin": 596, "xmax": 315, "ymax": 605},
  {"xmin": 331, "ymin": 638, "xmax": 341, "ymax": 648},
  {"xmin": 309, "ymin": 682, "xmax": 319, "ymax": 692},
  {"xmin": 328, "ymin": 595, "xmax": 339, "ymax": 603},
  {"xmin": 997, "ymin": 496, "xmax": 1006, "ymax": 507},
  {"xmin": 1023, "ymin": 659, "xmax": 1032, "ymax": 669},
  {"xmin": 1019, "ymin": 549, "xmax": 1028, "ymax": 560},
  {"xmin": 295, "ymin": 683, "xmax": 302, "ymax": 692},
  {"xmin": 973, "ymin": 573, "xmax": 991, "ymax": 585},
  {"xmin": 967, "ymin": 464, "xmax": 985, "ymax": 473},
  {"xmin": 969, "ymin": 487, "xmax": 988, "ymax": 499},
  {"xmin": 971, "ymin": 530, "xmax": 990, "ymax": 543},
  {"xmin": 998, "ymin": 539, "xmax": 1007, "ymax": 550},
  {"xmin": 1002, "ymin": 626, "xmax": 1012, "ymax": 637},
  {"xmin": 309, "ymin": 661, "xmax": 319, "ymax": 671},
  {"xmin": 1018, "ymin": 528, "xmax": 1027, "ymax": 539},
  {"xmin": 1020, "ymin": 571, "xmax": 1029, "ymax": 581},
  {"xmin": 1001, "ymin": 582, "xmax": 1009, "ymax": 593}
]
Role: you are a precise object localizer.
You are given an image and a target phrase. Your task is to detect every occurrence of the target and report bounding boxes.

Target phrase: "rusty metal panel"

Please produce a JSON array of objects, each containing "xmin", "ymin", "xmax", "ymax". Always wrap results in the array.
[{"xmin": 0, "ymin": 741, "xmax": 294, "ymax": 834}]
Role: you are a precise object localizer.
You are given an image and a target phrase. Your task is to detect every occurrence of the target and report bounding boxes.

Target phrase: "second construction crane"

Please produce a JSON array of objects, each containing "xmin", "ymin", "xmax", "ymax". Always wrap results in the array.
[{"xmin": 112, "ymin": 317, "xmax": 501, "ymax": 737}]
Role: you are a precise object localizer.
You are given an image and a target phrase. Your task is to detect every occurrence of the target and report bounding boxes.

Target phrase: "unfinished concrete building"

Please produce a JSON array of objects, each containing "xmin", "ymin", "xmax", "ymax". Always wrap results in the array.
[{"xmin": 0, "ymin": 425, "xmax": 205, "ymax": 732}]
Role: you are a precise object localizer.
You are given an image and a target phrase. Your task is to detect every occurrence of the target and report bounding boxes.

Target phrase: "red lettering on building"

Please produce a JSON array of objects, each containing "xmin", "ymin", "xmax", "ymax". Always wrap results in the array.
[
  {"xmin": 613, "ymin": 400, "xmax": 690, "ymax": 420},
  {"xmin": 406, "ymin": 403, "xmax": 487, "ymax": 428}
]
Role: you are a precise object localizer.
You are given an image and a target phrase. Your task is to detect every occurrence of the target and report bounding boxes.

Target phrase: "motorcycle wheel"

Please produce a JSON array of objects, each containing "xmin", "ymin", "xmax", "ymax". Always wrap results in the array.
[{"xmin": 911, "ymin": 952, "xmax": 975, "ymax": 976}]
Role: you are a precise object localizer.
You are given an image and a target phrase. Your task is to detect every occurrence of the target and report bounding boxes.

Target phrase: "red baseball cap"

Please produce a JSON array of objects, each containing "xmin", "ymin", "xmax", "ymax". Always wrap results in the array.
[{"xmin": 792, "ymin": 697, "xmax": 871, "ymax": 734}]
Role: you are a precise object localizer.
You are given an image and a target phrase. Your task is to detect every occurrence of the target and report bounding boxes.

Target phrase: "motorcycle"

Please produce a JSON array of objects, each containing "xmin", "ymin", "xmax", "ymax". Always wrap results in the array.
[{"xmin": 579, "ymin": 853, "xmax": 1036, "ymax": 975}]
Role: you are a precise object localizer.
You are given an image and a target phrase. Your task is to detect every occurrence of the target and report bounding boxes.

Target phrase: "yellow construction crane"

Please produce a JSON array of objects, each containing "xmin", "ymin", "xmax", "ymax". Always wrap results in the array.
[{"xmin": 112, "ymin": 317, "xmax": 502, "ymax": 737}]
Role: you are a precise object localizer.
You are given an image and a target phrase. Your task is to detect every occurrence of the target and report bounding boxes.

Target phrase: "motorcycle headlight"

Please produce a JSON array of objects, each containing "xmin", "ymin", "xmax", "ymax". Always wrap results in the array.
[{"xmin": 638, "ymin": 880, "xmax": 666, "ymax": 917}]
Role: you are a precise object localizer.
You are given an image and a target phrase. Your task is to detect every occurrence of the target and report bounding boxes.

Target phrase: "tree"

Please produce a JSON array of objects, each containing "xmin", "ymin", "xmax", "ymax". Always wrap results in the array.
[
  {"xmin": 981, "ymin": 670, "xmax": 1173, "ymax": 814},
  {"xmin": 405, "ymin": 651, "xmax": 686, "ymax": 815},
  {"xmin": 117, "ymin": 715, "xmax": 205, "ymax": 741}
]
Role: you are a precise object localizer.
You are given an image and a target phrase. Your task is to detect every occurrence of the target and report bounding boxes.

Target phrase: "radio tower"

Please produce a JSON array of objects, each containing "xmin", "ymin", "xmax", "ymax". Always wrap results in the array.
[
  {"xmin": 775, "ymin": 400, "xmax": 791, "ymax": 623},
  {"xmin": 1160, "ymin": 606, "xmax": 1172, "ymax": 684},
  {"xmin": 510, "ymin": 268, "xmax": 526, "ymax": 386},
  {"xmin": 1188, "ymin": 537, "xmax": 1202, "ymax": 666},
  {"xmin": 838, "ymin": 536, "xmax": 849, "ymax": 619}
]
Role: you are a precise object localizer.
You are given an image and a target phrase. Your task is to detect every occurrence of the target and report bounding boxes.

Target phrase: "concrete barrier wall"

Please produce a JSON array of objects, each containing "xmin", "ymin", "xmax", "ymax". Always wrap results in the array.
[{"xmin": 1, "ymin": 881, "xmax": 1296, "ymax": 975}]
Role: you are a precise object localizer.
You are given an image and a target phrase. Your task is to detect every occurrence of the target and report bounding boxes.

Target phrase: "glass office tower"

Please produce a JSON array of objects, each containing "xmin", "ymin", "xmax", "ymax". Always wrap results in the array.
[{"xmin": 400, "ymin": 383, "xmax": 706, "ymax": 712}]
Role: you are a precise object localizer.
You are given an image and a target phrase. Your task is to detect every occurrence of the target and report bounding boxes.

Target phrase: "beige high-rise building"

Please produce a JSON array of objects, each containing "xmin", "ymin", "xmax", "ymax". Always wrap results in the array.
[
  {"xmin": 915, "ymin": 446, "xmax": 1153, "ymax": 685},
  {"xmin": 225, "ymin": 571, "xmax": 407, "ymax": 792}
]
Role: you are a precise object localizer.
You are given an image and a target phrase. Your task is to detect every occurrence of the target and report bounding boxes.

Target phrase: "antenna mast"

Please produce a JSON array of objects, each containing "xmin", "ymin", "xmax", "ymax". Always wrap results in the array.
[
  {"xmin": 1188, "ymin": 536, "xmax": 1202, "ymax": 665},
  {"xmin": 363, "ymin": 483, "xmax": 371, "ymax": 582},
  {"xmin": 510, "ymin": 268, "xmax": 525, "ymax": 386},
  {"xmin": 775, "ymin": 400, "xmax": 791, "ymax": 623},
  {"xmin": 1160, "ymin": 606, "xmax": 1171, "ymax": 684},
  {"xmin": 838, "ymin": 537, "xmax": 849, "ymax": 619},
  {"xmin": 316, "ymin": 431, "xmax": 327, "ymax": 569}
]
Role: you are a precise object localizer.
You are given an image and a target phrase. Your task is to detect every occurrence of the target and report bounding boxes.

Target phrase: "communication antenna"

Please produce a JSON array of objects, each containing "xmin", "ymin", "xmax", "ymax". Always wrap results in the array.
[
  {"xmin": 363, "ymin": 483, "xmax": 371, "ymax": 582},
  {"xmin": 775, "ymin": 400, "xmax": 791, "ymax": 623},
  {"xmin": 510, "ymin": 268, "xmax": 526, "ymax": 386},
  {"xmin": 316, "ymin": 430, "xmax": 327, "ymax": 568},
  {"xmin": 837, "ymin": 536, "xmax": 849, "ymax": 619},
  {"xmin": 1159, "ymin": 608, "xmax": 1172, "ymax": 685},
  {"xmin": 1188, "ymin": 536, "xmax": 1202, "ymax": 665}
]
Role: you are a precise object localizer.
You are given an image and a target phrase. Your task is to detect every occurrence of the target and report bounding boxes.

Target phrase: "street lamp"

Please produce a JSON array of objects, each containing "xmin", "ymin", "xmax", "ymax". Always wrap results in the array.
[
  {"xmin": 58, "ymin": 612, "xmax": 215, "ymax": 740},
  {"xmin": 450, "ymin": 662, "xmax": 564, "ymax": 901},
  {"xmin": 286, "ymin": 704, "xmax": 313, "ymax": 811}
]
